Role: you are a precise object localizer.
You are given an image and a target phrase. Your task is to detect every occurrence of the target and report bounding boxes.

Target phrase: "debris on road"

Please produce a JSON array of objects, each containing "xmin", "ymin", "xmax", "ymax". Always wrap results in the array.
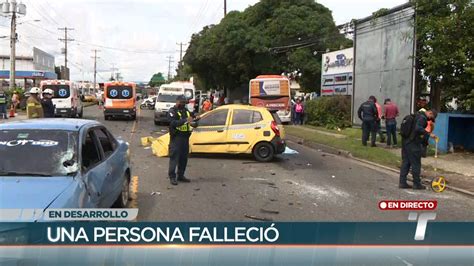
[
  {"xmin": 283, "ymin": 147, "xmax": 299, "ymax": 155},
  {"xmin": 150, "ymin": 191, "xmax": 161, "ymax": 196},
  {"xmin": 194, "ymin": 188, "xmax": 201, "ymax": 191},
  {"xmin": 244, "ymin": 214, "xmax": 273, "ymax": 222},
  {"xmin": 332, "ymin": 175, "xmax": 336, "ymax": 178},
  {"xmin": 260, "ymin": 208, "xmax": 280, "ymax": 215}
]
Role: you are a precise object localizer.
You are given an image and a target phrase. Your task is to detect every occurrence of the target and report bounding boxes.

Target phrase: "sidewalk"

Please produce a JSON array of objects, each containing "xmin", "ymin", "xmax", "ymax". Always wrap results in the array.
[
  {"xmin": 286, "ymin": 125, "xmax": 474, "ymax": 194},
  {"xmin": 0, "ymin": 112, "xmax": 27, "ymax": 123}
]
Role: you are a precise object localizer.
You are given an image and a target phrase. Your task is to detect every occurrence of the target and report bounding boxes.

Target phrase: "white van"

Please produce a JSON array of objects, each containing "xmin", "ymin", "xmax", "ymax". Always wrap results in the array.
[
  {"xmin": 154, "ymin": 82, "xmax": 195, "ymax": 125},
  {"xmin": 40, "ymin": 80, "xmax": 84, "ymax": 118}
]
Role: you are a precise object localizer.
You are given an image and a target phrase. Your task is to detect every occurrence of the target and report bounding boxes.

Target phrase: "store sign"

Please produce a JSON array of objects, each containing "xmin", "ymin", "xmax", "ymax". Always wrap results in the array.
[
  {"xmin": 321, "ymin": 48, "xmax": 354, "ymax": 75},
  {"xmin": 32, "ymin": 72, "xmax": 45, "ymax": 77}
]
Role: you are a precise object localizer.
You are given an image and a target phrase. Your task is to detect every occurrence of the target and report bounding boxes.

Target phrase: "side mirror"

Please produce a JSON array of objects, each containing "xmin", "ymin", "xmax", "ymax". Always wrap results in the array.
[{"xmin": 190, "ymin": 121, "xmax": 199, "ymax": 128}]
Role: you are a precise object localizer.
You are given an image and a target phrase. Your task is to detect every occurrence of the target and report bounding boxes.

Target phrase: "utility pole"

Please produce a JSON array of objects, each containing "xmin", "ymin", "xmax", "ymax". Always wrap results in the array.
[
  {"xmin": 58, "ymin": 27, "xmax": 74, "ymax": 79},
  {"xmin": 9, "ymin": 12, "xmax": 16, "ymax": 90},
  {"xmin": 110, "ymin": 63, "xmax": 118, "ymax": 81},
  {"xmin": 91, "ymin": 50, "xmax": 100, "ymax": 93},
  {"xmin": 224, "ymin": 0, "xmax": 227, "ymax": 17},
  {"xmin": 1, "ymin": 0, "xmax": 27, "ymax": 90},
  {"xmin": 176, "ymin": 42, "xmax": 185, "ymax": 63},
  {"xmin": 166, "ymin": 56, "xmax": 174, "ymax": 80}
]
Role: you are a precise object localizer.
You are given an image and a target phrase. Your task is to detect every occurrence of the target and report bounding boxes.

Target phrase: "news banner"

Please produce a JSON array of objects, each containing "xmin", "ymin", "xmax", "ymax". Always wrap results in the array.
[{"xmin": 0, "ymin": 201, "xmax": 473, "ymax": 265}]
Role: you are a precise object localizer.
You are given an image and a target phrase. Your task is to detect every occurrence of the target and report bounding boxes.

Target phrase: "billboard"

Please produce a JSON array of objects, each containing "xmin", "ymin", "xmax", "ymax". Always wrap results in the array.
[
  {"xmin": 33, "ymin": 47, "xmax": 55, "ymax": 72},
  {"xmin": 352, "ymin": 4, "xmax": 415, "ymax": 125},
  {"xmin": 321, "ymin": 48, "xmax": 353, "ymax": 96}
]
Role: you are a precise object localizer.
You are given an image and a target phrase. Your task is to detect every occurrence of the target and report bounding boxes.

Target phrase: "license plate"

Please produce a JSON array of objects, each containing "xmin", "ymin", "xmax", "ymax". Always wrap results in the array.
[
  {"xmin": 61, "ymin": 110, "xmax": 67, "ymax": 113},
  {"xmin": 123, "ymin": 110, "xmax": 129, "ymax": 113}
]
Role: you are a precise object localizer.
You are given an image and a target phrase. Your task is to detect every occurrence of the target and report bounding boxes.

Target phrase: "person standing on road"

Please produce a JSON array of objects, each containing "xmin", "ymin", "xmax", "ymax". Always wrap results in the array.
[
  {"xmin": 384, "ymin": 99, "xmax": 399, "ymax": 148},
  {"xmin": 294, "ymin": 98, "xmax": 304, "ymax": 125},
  {"xmin": 41, "ymin": 89, "xmax": 55, "ymax": 118},
  {"xmin": 357, "ymin": 96, "xmax": 378, "ymax": 147},
  {"xmin": 167, "ymin": 95, "xmax": 200, "ymax": 186},
  {"xmin": 0, "ymin": 90, "xmax": 8, "ymax": 120},
  {"xmin": 11, "ymin": 91, "xmax": 20, "ymax": 117},
  {"xmin": 399, "ymin": 109, "xmax": 438, "ymax": 189},
  {"xmin": 26, "ymin": 87, "xmax": 44, "ymax": 119}
]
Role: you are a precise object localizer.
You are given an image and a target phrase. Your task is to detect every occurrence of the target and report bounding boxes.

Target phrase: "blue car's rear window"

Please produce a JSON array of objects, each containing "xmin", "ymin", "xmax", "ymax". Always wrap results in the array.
[{"xmin": 0, "ymin": 130, "xmax": 78, "ymax": 177}]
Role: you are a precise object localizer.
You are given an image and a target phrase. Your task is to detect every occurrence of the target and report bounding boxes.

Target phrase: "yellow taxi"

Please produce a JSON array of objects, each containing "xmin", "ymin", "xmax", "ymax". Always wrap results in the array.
[{"xmin": 156, "ymin": 104, "xmax": 286, "ymax": 162}]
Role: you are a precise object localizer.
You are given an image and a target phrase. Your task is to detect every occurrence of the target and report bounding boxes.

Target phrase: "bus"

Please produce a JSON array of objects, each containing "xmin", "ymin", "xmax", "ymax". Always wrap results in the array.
[
  {"xmin": 103, "ymin": 81, "xmax": 137, "ymax": 120},
  {"xmin": 249, "ymin": 75, "xmax": 291, "ymax": 123},
  {"xmin": 40, "ymin": 80, "xmax": 83, "ymax": 118}
]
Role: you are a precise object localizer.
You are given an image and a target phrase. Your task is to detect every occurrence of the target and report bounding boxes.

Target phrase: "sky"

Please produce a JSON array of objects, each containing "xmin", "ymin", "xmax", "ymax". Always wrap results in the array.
[{"xmin": 0, "ymin": 0, "xmax": 407, "ymax": 82}]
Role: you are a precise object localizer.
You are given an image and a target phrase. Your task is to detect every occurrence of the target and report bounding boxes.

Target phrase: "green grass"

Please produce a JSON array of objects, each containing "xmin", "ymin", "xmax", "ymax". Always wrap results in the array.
[{"xmin": 286, "ymin": 126, "xmax": 402, "ymax": 169}]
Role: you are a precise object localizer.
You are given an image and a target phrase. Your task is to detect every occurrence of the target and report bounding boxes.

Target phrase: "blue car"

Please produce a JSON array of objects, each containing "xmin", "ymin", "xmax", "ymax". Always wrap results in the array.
[{"xmin": 0, "ymin": 119, "xmax": 132, "ymax": 212}]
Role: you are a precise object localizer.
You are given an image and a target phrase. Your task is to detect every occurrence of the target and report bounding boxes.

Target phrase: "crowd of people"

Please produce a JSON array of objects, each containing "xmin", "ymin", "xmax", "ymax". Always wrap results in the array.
[
  {"xmin": 358, "ymin": 96, "xmax": 438, "ymax": 190},
  {"xmin": 0, "ymin": 87, "xmax": 56, "ymax": 120}
]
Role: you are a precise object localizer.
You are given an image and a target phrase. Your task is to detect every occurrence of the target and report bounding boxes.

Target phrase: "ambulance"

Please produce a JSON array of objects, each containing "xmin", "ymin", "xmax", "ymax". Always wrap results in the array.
[
  {"xmin": 103, "ymin": 81, "xmax": 137, "ymax": 120},
  {"xmin": 40, "ymin": 80, "xmax": 83, "ymax": 118},
  {"xmin": 154, "ymin": 81, "xmax": 196, "ymax": 125}
]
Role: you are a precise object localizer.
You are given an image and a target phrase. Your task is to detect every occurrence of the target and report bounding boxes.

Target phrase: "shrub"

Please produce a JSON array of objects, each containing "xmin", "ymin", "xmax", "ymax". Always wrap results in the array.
[{"xmin": 305, "ymin": 96, "xmax": 351, "ymax": 129}]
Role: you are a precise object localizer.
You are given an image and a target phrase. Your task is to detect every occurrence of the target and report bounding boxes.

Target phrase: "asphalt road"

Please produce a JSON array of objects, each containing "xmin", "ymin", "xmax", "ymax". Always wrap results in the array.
[{"xmin": 84, "ymin": 105, "xmax": 474, "ymax": 221}]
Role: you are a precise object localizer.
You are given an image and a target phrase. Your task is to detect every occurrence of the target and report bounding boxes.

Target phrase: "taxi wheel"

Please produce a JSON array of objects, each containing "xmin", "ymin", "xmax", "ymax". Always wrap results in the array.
[
  {"xmin": 113, "ymin": 174, "xmax": 130, "ymax": 208},
  {"xmin": 253, "ymin": 142, "xmax": 275, "ymax": 162}
]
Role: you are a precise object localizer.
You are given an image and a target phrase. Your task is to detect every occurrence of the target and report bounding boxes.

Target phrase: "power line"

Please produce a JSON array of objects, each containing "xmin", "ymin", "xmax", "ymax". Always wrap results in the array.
[{"xmin": 74, "ymin": 39, "xmax": 174, "ymax": 54}]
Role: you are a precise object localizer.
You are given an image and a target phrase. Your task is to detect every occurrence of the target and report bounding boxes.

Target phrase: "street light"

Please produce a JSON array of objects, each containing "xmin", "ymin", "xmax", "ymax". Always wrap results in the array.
[{"xmin": 0, "ymin": 0, "xmax": 27, "ymax": 90}]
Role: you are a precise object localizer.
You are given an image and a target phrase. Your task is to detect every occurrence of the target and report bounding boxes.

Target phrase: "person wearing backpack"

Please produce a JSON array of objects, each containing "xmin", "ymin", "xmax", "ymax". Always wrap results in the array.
[
  {"xmin": 294, "ymin": 98, "xmax": 304, "ymax": 125},
  {"xmin": 357, "ymin": 96, "xmax": 379, "ymax": 147},
  {"xmin": 399, "ymin": 109, "xmax": 437, "ymax": 189}
]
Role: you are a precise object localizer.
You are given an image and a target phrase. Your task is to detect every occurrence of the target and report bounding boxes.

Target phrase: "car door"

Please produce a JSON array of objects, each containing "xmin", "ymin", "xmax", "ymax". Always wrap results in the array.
[
  {"xmin": 92, "ymin": 127, "xmax": 122, "ymax": 208},
  {"xmin": 227, "ymin": 109, "xmax": 265, "ymax": 153},
  {"xmin": 191, "ymin": 108, "xmax": 230, "ymax": 153},
  {"xmin": 81, "ymin": 129, "xmax": 108, "ymax": 208}
]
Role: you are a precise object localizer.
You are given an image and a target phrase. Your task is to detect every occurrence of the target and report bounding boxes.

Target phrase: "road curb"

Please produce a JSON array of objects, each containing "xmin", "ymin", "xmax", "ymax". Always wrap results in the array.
[{"xmin": 286, "ymin": 134, "xmax": 474, "ymax": 197}]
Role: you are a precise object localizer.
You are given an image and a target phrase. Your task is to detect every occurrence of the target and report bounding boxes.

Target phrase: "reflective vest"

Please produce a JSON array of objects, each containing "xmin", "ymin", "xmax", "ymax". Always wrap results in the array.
[
  {"xmin": 0, "ymin": 94, "xmax": 6, "ymax": 104},
  {"xmin": 176, "ymin": 111, "xmax": 192, "ymax": 132}
]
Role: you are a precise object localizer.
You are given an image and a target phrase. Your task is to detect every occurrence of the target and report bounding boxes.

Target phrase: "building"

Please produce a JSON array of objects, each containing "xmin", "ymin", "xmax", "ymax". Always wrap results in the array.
[
  {"xmin": 0, "ymin": 47, "xmax": 57, "ymax": 90},
  {"xmin": 321, "ymin": 47, "xmax": 354, "ymax": 96}
]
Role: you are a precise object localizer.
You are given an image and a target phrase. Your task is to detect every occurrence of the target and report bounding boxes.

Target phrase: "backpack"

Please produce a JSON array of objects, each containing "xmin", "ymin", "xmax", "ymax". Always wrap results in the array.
[
  {"xmin": 295, "ymin": 103, "xmax": 303, "ymax": 113},
  {"xmin": 400, "ymin": 114, "xmax": 417, "ymax": 139}
]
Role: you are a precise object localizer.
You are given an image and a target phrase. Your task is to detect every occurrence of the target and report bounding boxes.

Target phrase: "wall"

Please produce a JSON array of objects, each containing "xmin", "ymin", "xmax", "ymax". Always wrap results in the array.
[{"xmin": 352, "ymin": 5, "xmax": 415, "ymax": 125}]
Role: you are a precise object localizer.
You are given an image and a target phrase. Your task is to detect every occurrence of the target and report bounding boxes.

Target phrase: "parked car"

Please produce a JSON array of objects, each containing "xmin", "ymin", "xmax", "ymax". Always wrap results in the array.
[
  {"xmin": 0, "ymin": 119, "xmax": 131, "ymax": 214},
  {"xmin": 155, "ymin": 104, "xmax": 286, "ymax": 162}
]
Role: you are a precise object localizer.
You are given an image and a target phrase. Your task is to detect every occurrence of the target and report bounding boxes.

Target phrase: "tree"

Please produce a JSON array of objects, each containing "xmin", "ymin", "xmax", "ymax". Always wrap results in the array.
[
  {"xmin": 413, "ymin": 0, "xmax": 474, "ymax": 111},
  {"xmin": 149, "ymin": 72, "xmax": 166, "ymax": 87},
  {"xmin": 182, "ymin": 0, "xmax": 351, "ymax": 93}
]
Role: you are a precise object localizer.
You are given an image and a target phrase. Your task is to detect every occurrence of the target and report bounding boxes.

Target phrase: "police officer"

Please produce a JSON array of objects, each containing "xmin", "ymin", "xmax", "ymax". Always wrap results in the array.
[
  {"xmin": 26, "ymin": 87, "xmax": 44, "ymax": 119},
  {"xmin": 0, "ymin": 90, "xmax": 8, "ymax": 120},
  {"xmin": 167, "ymin": 95, "xmax": 200, "ymax": 186},
  {"xmin": 41, "ymin": 89, "xmax": 55, "ymax": 118},
  {"xmin": 399, "ymin": 109, "xmax": 437, "ymax": 189},
  {"xmin": 357, "ymin": 96, "xmax": 379, "ymax": 147}
]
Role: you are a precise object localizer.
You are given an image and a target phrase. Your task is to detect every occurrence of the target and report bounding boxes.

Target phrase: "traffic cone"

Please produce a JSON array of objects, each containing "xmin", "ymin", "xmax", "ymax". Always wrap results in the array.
[{"xmin": 9, "ymin": 106, "xmax": 15, "ymax": 118}]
